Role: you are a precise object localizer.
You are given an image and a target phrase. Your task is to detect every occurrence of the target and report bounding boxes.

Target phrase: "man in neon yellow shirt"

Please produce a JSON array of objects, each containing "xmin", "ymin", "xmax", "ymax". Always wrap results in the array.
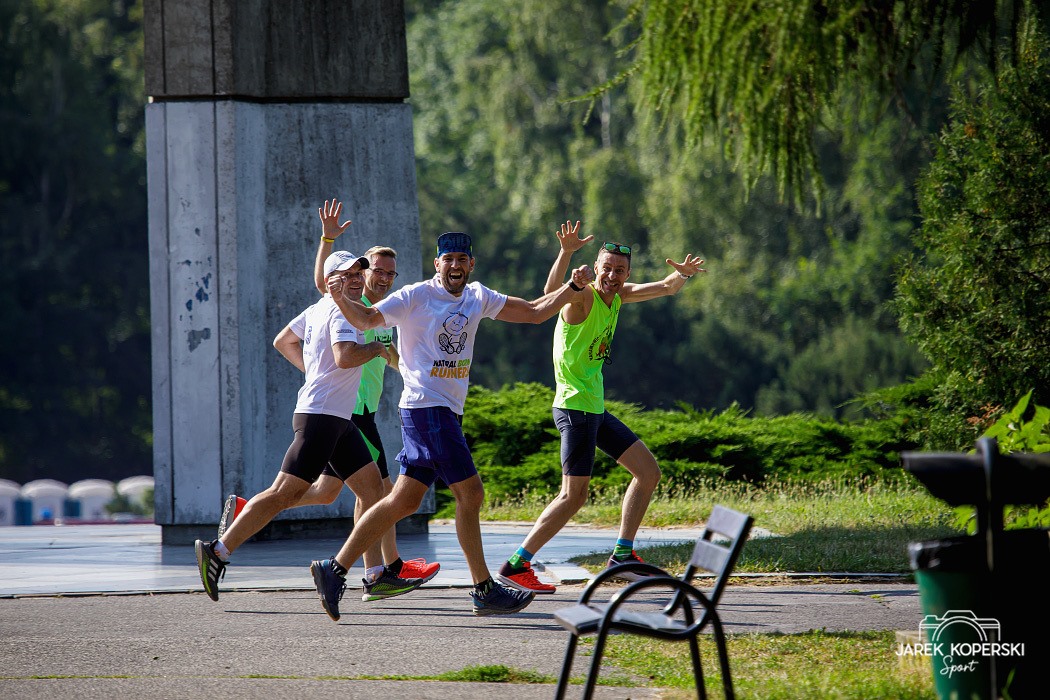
[{"xmin": 499, "ymin": 221, "xmax": 705, "ymax": 594}]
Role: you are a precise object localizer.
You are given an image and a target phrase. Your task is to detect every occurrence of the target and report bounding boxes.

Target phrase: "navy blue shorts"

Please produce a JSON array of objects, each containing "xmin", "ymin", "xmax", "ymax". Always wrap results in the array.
[
  {"xmin": 396, "ymin": 406, "xmax": 477, "ymax": 487},
  {"xmin": 552, "ymin": 408, "xmax": 640, "ymax": 477},
  {"xmin": 281, "ymin": 413, "xmax": 375, "ymax": 483}
]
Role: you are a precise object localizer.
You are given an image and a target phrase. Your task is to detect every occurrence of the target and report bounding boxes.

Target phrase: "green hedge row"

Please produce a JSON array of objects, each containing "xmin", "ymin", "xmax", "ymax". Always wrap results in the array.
[{"xmin": 462, "ymin": 383, "xmax": 915, "ymax": 501}]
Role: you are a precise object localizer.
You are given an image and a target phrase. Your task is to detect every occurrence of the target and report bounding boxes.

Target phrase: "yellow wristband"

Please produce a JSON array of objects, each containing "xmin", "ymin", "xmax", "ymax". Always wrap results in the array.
[{"xmin": 321, "ymin": 236, "xmax": 335, "ymax": 243}]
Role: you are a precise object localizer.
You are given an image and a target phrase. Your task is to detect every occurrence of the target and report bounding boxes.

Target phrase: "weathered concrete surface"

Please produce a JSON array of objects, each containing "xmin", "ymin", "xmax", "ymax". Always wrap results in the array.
[
  {"xmin": 147, "ymin": 101, "xmax": 424, "ymax": 533},
  {"xmin": 144, "ymin": 0, "xmax": 409, "ymax": 99}
]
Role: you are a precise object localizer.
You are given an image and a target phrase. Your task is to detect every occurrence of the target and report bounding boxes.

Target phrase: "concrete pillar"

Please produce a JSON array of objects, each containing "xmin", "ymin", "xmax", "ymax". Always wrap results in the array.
[{"xmin": 145, "ymin": 0, "xmax": 430, "ymax": 544}]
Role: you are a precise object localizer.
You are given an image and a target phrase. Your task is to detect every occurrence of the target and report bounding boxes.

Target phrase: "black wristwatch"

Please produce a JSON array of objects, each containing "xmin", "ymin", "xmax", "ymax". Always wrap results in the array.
[{"xmin": 568, "ymin": 280, "xmax": 584, "ymax": 292}]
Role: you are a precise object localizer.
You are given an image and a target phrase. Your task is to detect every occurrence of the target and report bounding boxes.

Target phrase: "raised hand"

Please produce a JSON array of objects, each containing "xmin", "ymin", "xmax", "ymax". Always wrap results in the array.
[
  {"xmin": 556, "ymin": 220, "xmax": 593, "ymax": 254},
  {"xmin": 666, "ymin": 254, "xmax": 706, "ymax": 279},
  {"xmin": 318, "ymin": 199, "xmax": 352, "ymax": 240}
]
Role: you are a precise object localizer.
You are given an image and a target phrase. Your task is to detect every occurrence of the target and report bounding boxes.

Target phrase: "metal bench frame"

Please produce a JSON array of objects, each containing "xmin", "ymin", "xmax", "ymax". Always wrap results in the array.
[{"xmin": 552, "ymin": 505, "xmax": 754, "ymax": 700}]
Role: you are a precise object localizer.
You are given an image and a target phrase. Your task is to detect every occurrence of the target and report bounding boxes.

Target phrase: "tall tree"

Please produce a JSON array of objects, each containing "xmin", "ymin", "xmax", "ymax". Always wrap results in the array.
[
  {"xmin": 612, "ymin": 0, "xmax": 1040, "ymax": 204},
  {"xmin": 895, "ymin": 23, "xmax": 1050, "ymax": 447},
  {"xmin": 0, "ymin": 0, "xmax": 150, "ymax": 483}
]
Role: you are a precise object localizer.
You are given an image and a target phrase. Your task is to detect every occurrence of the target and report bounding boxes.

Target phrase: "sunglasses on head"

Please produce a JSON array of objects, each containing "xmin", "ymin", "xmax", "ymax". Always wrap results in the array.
[{"xmin": 602, "ymin": 242, "xmax": 632, "ymax": 255}]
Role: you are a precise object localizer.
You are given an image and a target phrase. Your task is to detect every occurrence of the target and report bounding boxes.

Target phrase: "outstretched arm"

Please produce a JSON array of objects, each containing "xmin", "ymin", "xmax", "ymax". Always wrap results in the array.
[
  {"xmin": 327, "ymin": 275, "xmax": 388, "ymax": 330},
  {"xmin": 497, "ymin": 265, "xmax": 595, "ymax": 324},
  {"xmin": 620, "ymin": 254, "xmax": 706, "ymax": 304},
  {"xmin": 314, "ymin": 199, "xmax": 352, "ymax": 294},
  {"xmin": 544, "ymin": 220, "xmax": 593, "ymax": 293}
]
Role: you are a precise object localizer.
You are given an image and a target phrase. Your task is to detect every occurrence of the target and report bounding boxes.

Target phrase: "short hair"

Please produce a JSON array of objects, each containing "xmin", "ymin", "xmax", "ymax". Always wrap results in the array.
[{"xmin": 365, "ymin": 245, "xmax": 397, "ymax": 260}]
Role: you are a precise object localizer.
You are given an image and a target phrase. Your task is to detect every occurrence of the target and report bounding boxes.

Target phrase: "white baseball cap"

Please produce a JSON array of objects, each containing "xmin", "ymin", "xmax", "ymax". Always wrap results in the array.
[{"xmin": 323, "ymin": 251, "xmax": 369, "ymax": 277}]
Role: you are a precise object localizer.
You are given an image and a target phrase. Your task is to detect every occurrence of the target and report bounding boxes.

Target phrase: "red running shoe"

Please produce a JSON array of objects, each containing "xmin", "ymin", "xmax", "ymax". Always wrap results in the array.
[
  {"xmin": 497, "ymin": 560, "xmax": 557, "ymax": 594},
  {"xmin": 398, "ymin": 557, "xmax": 441, "ymax": 583}
]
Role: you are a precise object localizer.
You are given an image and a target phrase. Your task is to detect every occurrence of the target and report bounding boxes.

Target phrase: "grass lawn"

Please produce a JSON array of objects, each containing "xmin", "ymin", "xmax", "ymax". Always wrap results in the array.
[
  {"xmin": 481, "ymin": 478, "xmax": 960, "ymax": 574},
  {"xmin": 591, "ymin": 630, "xmax": 936, "ymax": 699}
]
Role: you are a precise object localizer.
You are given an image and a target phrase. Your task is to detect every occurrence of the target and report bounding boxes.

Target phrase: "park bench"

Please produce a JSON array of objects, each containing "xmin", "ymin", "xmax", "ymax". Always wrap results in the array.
[{"xmin": 552, "ymin": 504, "xmax": 754, "ymax": 700}]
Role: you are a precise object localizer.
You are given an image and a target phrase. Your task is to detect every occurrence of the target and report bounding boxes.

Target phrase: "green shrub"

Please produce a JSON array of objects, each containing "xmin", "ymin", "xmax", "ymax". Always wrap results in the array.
[{"xmin": 459, "ymin": 383, "xmax": 914, "ymax": 504}]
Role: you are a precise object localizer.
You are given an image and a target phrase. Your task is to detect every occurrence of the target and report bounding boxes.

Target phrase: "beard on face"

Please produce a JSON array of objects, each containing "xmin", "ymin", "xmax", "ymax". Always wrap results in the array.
[{"xmin": 440, "ymin": 267, "xmax": 470, "ymax": 295}]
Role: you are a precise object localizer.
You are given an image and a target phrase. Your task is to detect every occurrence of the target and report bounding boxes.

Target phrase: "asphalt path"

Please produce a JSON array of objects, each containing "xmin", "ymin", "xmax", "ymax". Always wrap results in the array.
[{"xmin": 0, "ymin": 581, "xmax": 920, "ymax": 699}]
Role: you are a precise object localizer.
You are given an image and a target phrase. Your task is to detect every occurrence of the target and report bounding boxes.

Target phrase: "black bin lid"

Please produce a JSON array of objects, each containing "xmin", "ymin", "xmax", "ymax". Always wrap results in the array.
[{"xmin": 902, "ymin": 451, "xmax": 1050, "ymax": 507}]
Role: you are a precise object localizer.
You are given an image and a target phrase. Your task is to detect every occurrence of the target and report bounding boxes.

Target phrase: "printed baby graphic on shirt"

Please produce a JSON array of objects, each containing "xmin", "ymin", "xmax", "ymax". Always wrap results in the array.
[{"xmin": 438, "ymin": 312, "xmax": 469, "ymax": 355}]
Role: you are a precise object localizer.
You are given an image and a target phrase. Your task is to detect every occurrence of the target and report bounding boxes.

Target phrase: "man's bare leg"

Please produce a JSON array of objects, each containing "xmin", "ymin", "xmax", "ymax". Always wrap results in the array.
[
  {"xmin": 448, "ymin": 474, "xmax": 490, "ymax": 584},
  {"xmin": 219, "ymin": 472, "xmax": 311, "ymax": 554},
  {"xmin": 354, "ymin": 476, "xmax": 399, "ymax": 564},
  {"xmin": 616, "ymin": 440, "xmax": 661, "ymax": 542},
  {"xmin": 342, "ymin": 464, "xmax": 386, "ymax": 571},
  {"xmin": 334, "ymin": 475, "xmax": 428, "ymax": 570},
  {"xmin": 296, "ymin": 474, "xmax": 344, "ymax": 507}
]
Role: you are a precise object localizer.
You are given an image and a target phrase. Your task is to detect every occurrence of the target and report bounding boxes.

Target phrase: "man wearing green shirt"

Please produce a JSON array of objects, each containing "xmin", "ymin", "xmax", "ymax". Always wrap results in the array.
[{"xmin": 498, "ymin": 221, "xmax": 705, "ymax": 594}]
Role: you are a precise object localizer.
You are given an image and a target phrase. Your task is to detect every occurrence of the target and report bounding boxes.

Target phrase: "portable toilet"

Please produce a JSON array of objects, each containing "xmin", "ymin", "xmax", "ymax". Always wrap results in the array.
[
  {"xmin": 67, "ymin": 479, "xmax": 116, "ymax": 521},
  {"xmin": 117, "ymin": 475, "xmax": 154, "ymax": 511},
  {"xmin": 0, "ymin": 479, "xmax": 20, "ymax": 526},
  {"xmin": 20, "ymin": 479, "xmax": 68, "ymax": 522}
]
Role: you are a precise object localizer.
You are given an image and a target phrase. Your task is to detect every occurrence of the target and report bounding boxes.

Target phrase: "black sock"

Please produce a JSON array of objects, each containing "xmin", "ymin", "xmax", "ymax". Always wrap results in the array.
[
  {"xmin": 331, "ymin": 558, "xmax": 348, "ymax": 578},
  {"xmin": 387, "ymin": 557, "xmax": 404, "ymax": 576},
  {"xmin": 474, "ymin": 577, "xmax": 495, "ymax": 596}
]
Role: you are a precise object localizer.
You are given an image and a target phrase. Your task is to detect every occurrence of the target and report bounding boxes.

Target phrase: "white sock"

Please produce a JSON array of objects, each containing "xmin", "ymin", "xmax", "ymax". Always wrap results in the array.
[
  {"xmin": 213, "ymin": 540, "xmax": 232, "ymax": 561},
  {"xmin": 365, "ymin": 565, "xmax": 385, "ymax": 583}
]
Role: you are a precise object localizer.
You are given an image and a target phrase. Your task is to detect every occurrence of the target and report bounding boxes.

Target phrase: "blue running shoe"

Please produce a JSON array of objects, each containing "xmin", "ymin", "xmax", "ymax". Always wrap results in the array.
[
  {"xmin": 310, "ymin": 558, "xmax": 347, "ymax": 621},
  {"xmin": 470, "ymin": 581, "xmax": 535, "ymax": 616}
]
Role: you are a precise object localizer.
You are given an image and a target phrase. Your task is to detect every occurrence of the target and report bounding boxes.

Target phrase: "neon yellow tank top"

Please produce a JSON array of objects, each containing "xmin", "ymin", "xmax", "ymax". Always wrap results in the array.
[{"xmin": 552, "ymin": 287, "xmax": 620, "ymax": 413}]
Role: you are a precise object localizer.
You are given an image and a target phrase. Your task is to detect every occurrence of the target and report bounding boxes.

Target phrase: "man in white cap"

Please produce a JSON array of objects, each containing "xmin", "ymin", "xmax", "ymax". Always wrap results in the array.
[{"xmin": 195, "ymin": 251, "xmax": 424, "ymax": 608}]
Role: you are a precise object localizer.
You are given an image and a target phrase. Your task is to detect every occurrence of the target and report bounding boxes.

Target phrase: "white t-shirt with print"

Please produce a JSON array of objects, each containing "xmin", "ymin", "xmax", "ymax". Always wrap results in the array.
[
  {"xmin": 287, "ymin": 294, "xmax": 364, "ymax": 420},
  {"xmin": 376, "ymin": 275, "xmax": 507, "ymax": 415}
]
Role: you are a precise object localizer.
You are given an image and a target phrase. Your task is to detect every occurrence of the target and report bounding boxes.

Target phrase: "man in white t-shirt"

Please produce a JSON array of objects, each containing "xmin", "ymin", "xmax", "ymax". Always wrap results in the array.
[
  {"xmin": 309, "ymin": 231, "xmax": 594, "ymax": 618},
  {"xmin": 195, "ymin": 253, "xmax": 424, "ymax": 614}
]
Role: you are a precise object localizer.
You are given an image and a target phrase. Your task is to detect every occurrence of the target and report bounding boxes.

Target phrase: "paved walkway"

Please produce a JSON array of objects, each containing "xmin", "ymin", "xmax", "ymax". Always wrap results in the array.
[
  {"xmin": 0, "ymin": 521, "xmax": 709, "ymax": 597},
  {"xmin": 0, "ymin": 522, "xmax": 921, "ymax": 699}
]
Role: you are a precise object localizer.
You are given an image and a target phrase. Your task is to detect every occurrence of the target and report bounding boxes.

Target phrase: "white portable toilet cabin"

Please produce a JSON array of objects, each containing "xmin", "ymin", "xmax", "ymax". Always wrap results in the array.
[
  {"xmin": 117, "ymin": 476, "xmax": 155, "ymax": 510},
  {"xmin": 0, "ymin": 479, "xmax": 20, "ymax": 526},
  {"xmin": 67, "ymin": 479, "xmax": 116, "ymax": 521},
  {"xmin": 20, "ymin": 479, "xmax": 69, "ymax": 522}
]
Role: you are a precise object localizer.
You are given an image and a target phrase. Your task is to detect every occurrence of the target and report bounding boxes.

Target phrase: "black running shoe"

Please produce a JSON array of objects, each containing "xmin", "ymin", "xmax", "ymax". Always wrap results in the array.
[
  {"xmin": 194, "ymin": 539, "xmax": 226, "ymax": 602},
  {"xmin": 605, "ymin": 550, "xmax": 661, "ymax": 582},
  {"xmin": 470, "ymin": 582, "xmax": 535, "ymax": 616},
  {"xmin": 310, "ymin": 558, "xmax": 347, "ymax": 621},
  {"xmin": 361, "ymin": 568, "xmax": 426, "ymax": 602}
]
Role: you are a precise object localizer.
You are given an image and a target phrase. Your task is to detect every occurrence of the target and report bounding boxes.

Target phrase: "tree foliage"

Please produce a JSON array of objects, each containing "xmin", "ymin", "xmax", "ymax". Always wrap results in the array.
[
  {"xmin": 0, "ymin": 0, "xmax": 150, "ymax": 483},
  {"xmin": 406, "ymin": 0, "xmax": 928, "ymax": 419},
  {"xmin": 612, "ymin": 0, "xmax": 1040, "ymax": 204},
  {"xmin": 895, "ymin": 23, "xmax": 1050, "ymax": 447}
]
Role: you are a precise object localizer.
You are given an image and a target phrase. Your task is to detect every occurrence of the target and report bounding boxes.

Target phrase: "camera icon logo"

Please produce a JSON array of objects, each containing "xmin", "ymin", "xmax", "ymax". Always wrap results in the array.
[{"xmin": 920, "ymin": 610, "xmax": 1001, "ymax": 642}]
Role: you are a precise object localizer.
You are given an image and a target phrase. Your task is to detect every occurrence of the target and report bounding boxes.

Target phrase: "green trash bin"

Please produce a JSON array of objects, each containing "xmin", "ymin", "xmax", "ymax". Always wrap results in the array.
[{"xmin": 909, "ymin": 530, "xmax": 1050, "ymax": 700}]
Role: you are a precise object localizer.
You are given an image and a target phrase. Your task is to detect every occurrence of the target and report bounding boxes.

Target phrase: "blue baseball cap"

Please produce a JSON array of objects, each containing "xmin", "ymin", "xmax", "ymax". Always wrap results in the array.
[{"xmin": 436, "ymin": 232, "xmax": 473, "ymax": 258}]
